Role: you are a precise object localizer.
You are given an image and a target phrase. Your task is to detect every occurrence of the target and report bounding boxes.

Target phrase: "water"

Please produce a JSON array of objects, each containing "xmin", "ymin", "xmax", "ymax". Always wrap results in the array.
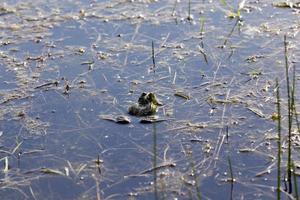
[{"xmin": 0, "ymin": 0, "xmax": 300, "ymax": 199}]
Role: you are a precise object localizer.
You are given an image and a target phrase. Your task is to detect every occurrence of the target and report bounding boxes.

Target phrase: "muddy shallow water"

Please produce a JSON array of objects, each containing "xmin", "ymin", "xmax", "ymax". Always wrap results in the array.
[{"xmin": 0, "ymin": 0, "xmax": 300, "ymax": 199}]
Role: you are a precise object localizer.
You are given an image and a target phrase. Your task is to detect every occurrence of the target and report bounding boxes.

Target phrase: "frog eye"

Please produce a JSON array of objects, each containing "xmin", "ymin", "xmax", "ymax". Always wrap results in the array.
[
  {"xmin": 147, "ymin": 93, "xmax": 154, "ymax": 100},
  {"xmin": 141, "ymin": 92, "xmax": 147, "ymax": 97}
]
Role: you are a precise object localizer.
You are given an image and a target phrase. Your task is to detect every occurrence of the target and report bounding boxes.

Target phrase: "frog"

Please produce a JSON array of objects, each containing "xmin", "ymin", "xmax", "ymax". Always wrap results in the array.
[{"xmin": 128, "ymin": 92, "xmax": 162, "ymax": 116}]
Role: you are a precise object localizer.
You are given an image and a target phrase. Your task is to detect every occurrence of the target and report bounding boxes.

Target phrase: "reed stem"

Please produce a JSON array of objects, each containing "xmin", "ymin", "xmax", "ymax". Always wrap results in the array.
[
  {"xmin": 292, "ymin": 162, "xmax": 299, "ymax": 200},
  {"xmin": 276, "ymin": 78, "xmax": 282, "ymax": 200},
  {"xmin": 284, "ymin": 35, "xmax": 292, "ymax": 188},
  {"xmin": 152, "ymin": 41, "xmax": 156, "ymax": 75}
]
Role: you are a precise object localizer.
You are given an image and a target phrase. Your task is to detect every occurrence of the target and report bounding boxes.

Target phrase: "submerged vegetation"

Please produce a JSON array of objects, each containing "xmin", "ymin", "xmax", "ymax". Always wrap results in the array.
[{"xmin": 0, "ymin": 0, "xmax": 300, "ymax": 199}]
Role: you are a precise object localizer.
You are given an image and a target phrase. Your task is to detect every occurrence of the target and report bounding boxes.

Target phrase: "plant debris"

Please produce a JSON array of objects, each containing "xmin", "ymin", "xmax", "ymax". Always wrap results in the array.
[{"xmin": 99, "ymin": 114, "xmax": 131, "ymax": 124}]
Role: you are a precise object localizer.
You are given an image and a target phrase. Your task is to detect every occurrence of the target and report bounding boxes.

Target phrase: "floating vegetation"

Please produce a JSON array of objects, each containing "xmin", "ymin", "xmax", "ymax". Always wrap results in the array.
[
  {"xmin": 99, "ymin": 114, "xmax": 131, "ymax": 124},
  {"xmin": 40, "ymin": 168, "xmax": 66, "ymax": 176},
  {"xmin": 273, "ymin": 2, "xmax": 300, "ymax": 9},
  {"xmin": 246, "ymin": 106, "xmax": 265, "ymax": 118},
  {"xmin": 174, "ymin": 91, "xmax": 190, "ymax": 100},
  {"xmin": 0, "ymin": 0, "xmax": 299, "ymax": 199},
  {"xmin": 139, "ymin": 115, "xmax": 167, "ymax": 124},
  {"xmin": 245, "ymin": 54, "xmax": 264, "ymax": 63}
]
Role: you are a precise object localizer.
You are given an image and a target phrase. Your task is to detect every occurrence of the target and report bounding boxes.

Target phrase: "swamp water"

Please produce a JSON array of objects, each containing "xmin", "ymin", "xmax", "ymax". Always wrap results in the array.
[{"xmin": 0, "ymin": 0, "xmax": 300, "ymax": 199}]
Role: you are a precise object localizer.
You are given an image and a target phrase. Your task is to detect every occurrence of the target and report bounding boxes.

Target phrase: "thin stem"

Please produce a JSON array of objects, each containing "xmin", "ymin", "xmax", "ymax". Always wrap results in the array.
[
  {"xmin": 284, "ymin": 35, "xmax": 292, "ymax": 189},
  {"xmin": 152, "ymin": 123, "xmax": 158, "ymax": 200},
  {"xmin": 292, "ymin": 162, "xmax": 299, "ymax": 200},
  {"xmin": 171, "ymin": 0, "xmax": 178, "ymax": 16},
  {"xmin": 228, "ymin": 157, "xmax": 234, "ymax": 182},
  {"xmin": 228, "ymin": 156, "xmax": 234, "ymax": 200},
  {"xmin": 223, "ymin": 17, "xmax": 240, "ymax": 46},
  {"xmin": 294, "ymin": 106, "xmax": 300, "ymax": 133},
  {"xmin": 187, "ymin": 0, "xmax": 193, "ymax": 21},
  {"xmin": 188, "ymin": 0, "xmax": 191, "ymax": 17},
  {"xmin": 152, "ymin": 41, "xmax": 156, "ymax": 75},
  {"xmin": 291, "ymin": 64, "xmax": 300, "ymax": 133},
  {"xmin": 276, "ymin": 78, "xmax": 282, "ymax": 200},
  {"xmin": 200, "ymin": 17, "xmax": 205, "ymax": 36}
]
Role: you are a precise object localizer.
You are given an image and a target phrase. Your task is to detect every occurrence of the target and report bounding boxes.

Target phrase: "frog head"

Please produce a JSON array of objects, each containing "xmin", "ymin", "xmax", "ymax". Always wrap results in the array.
[
  {"xmin": 138, "ymin": 92, "xmax": 149, "ymax": 106},
  {"xmin": 147, "ymin": 92, "xmax": 162, "ymax": 106},
  {"xmin": 129, "ymin": 92, "xmax": 162, "ymax": 116}
]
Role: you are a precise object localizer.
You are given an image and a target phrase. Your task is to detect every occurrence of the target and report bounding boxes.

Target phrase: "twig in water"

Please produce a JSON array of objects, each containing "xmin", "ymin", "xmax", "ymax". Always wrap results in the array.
[
  {"xmin": 34, "ymin": 81, "xmax": 59, "ymax": 89},
  {"xmin": 223, "ymin": 17, "xmax": 240, "ymax": 47},
  {"xmin": 141, "ymin": 162, "xmax": 176, "ymax": 174}
]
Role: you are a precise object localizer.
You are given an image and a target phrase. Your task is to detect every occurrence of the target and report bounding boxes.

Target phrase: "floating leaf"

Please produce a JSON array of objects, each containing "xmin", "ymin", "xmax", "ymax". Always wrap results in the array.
[
  {"xmin": 273, "ymin": 2, "xmax": 300, "ymax": 8},
  {"xmin": 174, "ymin": 91, "xmax": 190, "ymax": 100},
  {"xmin": 40, "ymin": 168, "xmax": 65, "ymax": 176},
  {"xmin": 99, "ymin": 114, "xmax": 131, "ymax": 124},
  {"xmin": 239, "ymin": 148, "xmax": 255, "ymax": 152},
  {"xmin": 187, "ymin": 122, "xmax": 208, "ymax": 129},
  {"xmin": 139, "ymin": 116, "xmax": 167, "ymax": 124},
  {"xmin": 115, "ymin": 115, "xmax": 131, "ymax": 124},
  {"xmin": 245, "ymin": 55, "xmax": 264, "ymax": 63},
  {"xmin": 81, "ymin": 60, "xmax": 94, "ymax": 65}
]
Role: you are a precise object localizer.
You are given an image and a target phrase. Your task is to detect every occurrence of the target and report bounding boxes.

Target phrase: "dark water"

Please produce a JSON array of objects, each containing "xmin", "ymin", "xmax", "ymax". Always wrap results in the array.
[{"xmin": 0, "ymin": 0, "xmax": 300, "ymax": 199}]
